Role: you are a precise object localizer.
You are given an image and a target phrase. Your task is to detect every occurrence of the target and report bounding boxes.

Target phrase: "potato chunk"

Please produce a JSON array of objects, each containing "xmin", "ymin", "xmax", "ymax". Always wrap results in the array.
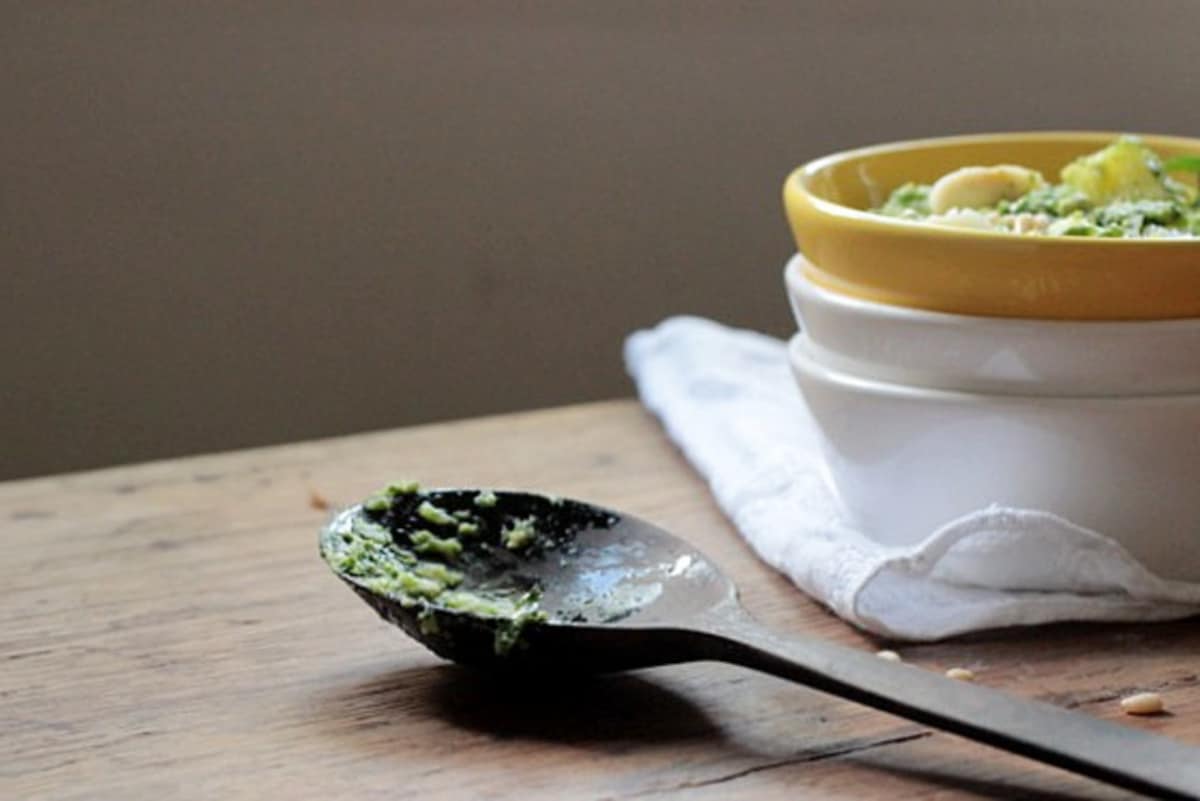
[{"xmin": 1061, "ymin": 136, "xmax": 1171, "ymax": 204}]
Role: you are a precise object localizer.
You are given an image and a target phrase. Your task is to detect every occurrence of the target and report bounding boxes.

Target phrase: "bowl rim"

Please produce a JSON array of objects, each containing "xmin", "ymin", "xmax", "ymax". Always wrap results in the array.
[
  {"xmin": 784, "ymin": 254, "xmax": 1200, "ymax": 330},
  {"xmin": 788, "ymin": 333, "xmax": 1200, "ymax": 404},
  {"xmin": 788, "ymin": 130, "xmax": 1200, "ymax": 248}
]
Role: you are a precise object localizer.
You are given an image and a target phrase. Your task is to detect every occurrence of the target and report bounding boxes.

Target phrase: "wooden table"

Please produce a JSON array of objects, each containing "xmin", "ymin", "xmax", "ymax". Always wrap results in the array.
[{"xmin": 4, "ymin": 400, "xmax": 1199, "ymax": 800}]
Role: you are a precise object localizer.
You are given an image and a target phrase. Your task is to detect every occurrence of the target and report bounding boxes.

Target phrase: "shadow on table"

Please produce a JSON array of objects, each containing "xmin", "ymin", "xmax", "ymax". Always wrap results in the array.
[
  {"xmin": 316, "ymin": 662, "xmax": 1116, "ymax": 799},
  {"xmin": 320, "ymin": 662, "xmax": 721, "ymax": 748}
]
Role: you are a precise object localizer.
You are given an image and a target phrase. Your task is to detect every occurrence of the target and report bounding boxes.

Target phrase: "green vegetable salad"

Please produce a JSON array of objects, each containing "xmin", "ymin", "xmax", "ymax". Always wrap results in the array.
[{"xmin": 876, "ymin": 137, "xmax": 1200, "ymax": 238}]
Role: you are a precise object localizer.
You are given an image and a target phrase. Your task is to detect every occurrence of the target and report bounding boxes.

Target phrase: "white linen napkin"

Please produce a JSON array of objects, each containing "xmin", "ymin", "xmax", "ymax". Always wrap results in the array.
[{"xmin": 625, "ymin": 315, "xmax": 1200, "ymax": 640}]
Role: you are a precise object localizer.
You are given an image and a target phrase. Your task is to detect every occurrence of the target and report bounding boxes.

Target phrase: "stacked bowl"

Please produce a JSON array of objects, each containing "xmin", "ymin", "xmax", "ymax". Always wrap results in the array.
[{"xmin": 781, "ymin": 132, "xmax": 1200, "ymax": 581}]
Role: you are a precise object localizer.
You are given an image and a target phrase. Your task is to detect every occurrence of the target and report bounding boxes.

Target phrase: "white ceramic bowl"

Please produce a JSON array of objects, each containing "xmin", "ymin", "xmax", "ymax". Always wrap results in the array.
[
  {"xmin": 788, "ymin": 333, "xmax": 1200, "ymax": 580},
  {"xmin": 785, "ymin": 254, "xmax": 1200, "ymax": 396}
]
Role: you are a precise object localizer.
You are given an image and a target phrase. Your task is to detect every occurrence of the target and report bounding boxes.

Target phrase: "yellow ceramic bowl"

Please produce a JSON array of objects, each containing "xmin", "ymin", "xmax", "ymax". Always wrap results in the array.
[{"xmin": 783, "ymin": 132, "xmax": 1200, "ymax": 320}]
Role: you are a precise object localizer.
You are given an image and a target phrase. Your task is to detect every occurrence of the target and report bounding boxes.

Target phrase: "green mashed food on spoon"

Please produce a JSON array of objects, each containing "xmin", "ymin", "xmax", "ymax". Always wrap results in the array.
[{"xmin": 875, "ymin": 136, "xmax": 1200, "ymax": 238}]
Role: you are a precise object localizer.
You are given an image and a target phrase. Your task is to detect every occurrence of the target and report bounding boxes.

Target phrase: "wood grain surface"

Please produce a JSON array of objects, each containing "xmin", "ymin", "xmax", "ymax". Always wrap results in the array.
[{"xmin": 3, "ymin": 400, "xmax": 1198, "ymax": 800}]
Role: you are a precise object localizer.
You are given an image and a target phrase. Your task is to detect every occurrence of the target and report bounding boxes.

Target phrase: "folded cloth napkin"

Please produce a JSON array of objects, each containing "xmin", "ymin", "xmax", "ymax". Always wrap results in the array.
[{"xmin": 625, "ymin": 316, "xmax": 1200, "ymax": 640}]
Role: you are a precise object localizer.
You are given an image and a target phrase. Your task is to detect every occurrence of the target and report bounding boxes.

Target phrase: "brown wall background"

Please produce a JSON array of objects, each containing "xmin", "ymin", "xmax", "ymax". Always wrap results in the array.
[{"xmin": 4, "ymin": 2, "xmax": 1200, "ymax": 479}]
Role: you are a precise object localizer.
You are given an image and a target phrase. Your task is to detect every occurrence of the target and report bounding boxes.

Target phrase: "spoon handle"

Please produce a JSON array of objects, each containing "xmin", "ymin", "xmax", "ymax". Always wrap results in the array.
[{"xmin": 697, "ymin": 614, "xmax": 1200, "ymax": 799}]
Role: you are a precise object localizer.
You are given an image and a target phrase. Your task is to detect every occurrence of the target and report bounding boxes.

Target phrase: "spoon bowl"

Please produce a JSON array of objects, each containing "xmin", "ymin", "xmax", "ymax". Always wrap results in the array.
[
  {"xmin": 320, "ymin": 489, "xmax": 736, "ymax": 672},
  {"xmin": 321, "ymin": 486, "xmax": 1200, "ymax": 799}
]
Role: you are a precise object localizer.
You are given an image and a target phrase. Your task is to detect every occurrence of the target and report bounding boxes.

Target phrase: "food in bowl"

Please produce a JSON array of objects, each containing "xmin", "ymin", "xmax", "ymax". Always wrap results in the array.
[
  {"xmin": 875, "ymin": 137, "xmax": 1200, "ymax": 238},
  {"xmin": 781, "ymin": 132, "xmax": 1200, "ymax": 319}
]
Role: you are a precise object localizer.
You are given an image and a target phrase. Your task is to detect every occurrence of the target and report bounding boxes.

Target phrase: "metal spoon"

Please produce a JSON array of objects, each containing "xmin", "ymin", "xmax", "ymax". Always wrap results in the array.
[{"xmin": 321, "ymin": 489, "xmax": 1200, "ymax": 799}]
